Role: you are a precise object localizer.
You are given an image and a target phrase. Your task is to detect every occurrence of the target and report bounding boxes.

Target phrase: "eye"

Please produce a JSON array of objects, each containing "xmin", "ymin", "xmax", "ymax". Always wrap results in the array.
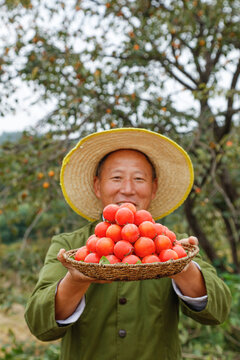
[
  {"xmin": 135, "ymin": 177, "xmax": 145, "ymax": 181},
  {"xmin": 112, "ymin": 176, "xmax": 121, "ymax": 181}
]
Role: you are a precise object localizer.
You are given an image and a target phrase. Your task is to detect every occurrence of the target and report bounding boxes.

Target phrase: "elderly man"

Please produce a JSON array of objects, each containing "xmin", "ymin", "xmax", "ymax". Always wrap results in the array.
[{"xmin": 25, "ymin": 128, "xmax": 231, "ymax": 360}]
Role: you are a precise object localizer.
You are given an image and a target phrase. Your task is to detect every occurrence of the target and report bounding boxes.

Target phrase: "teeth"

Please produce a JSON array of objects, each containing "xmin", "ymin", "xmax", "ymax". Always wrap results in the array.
[{"xmin": 119, "ymin": 202, "xmax": 134, "ymax": 206}]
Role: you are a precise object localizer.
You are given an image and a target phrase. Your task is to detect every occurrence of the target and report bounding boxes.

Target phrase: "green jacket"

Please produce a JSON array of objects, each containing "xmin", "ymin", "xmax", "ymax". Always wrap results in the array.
[{"xmin": 25, "ymin": 221, "xmax": 232, "ymax": 360}]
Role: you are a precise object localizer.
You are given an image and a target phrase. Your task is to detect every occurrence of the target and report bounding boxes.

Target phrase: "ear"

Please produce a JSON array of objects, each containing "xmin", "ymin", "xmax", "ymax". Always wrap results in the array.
[
  {"xmin": 151, "ymin": 178, "xmax": 158, "ymax": 201},
  {"xmin": 93, "ymin": 176, "xmax": 101, "ymax": 199}
]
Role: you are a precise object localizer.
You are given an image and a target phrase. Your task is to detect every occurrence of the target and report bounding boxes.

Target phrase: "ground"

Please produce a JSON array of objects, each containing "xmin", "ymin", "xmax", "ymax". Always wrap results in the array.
[
  {"xmin": 0, "ymin": 304, "xmax": 30, "ymax": 344},
  {"xmin": 0, "ymin": 303, "xmax": 60, "ymax": 357}
]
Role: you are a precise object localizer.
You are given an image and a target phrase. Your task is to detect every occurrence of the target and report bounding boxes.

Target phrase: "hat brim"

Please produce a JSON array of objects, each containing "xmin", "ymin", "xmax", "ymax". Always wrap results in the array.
[{"xmin": 60, "ymin": 128, "xmax": 194, "ymax": 221}]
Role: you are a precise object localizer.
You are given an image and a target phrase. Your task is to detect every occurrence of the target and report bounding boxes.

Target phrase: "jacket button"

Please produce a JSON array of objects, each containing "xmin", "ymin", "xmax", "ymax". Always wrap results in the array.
[
  {"xmin": 118, "ymin": 329, "xmax": 127, "ymax": 338},
  {"xmin": 119, "ymin": 297, "xmax": 127, "ymax": 305}
]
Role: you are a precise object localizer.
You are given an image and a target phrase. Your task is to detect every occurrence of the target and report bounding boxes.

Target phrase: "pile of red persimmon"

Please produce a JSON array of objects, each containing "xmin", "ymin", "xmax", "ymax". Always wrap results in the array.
[{"xmin": 74, "ymin": 203, "xmax": 187, "ymax": 264}]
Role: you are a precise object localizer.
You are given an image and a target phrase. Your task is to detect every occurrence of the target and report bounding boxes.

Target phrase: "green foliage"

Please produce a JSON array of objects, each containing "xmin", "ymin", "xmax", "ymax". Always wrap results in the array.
[
  {"xmin": 180, "ymin": 273, "xmax": 240, "ymax": 359},
  {"xmin": 1, "ymin": 0, "xmax": 239, "ymax": 272},
  {"xmin": 1, "ymin": 238, "xmax": 239, "ymax": 358},
  {"xmin": 0, "ymin": 132, "xmax": 21, "ymax": 145},
  {"xmin": 0, "ymin": 239, "xmax": 49, "ymax": 310},
  {"xmin": 0, "ymin": 330, "xmax": 60, "ymax": 360},
  {"xmin": 0, "ymin": 1, "xmax": 239, "ymax": 355},
  {"xmin": 0, "ymin": 200, "xmax": 87, "ymax": 244},
  {"xmin": 0, "ymin": 204, "xmax": 33, "ymax": 243}
]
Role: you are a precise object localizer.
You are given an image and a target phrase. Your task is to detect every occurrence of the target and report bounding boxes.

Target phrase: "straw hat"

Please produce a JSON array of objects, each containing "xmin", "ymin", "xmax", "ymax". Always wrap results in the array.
[{"xmin": 60, "ymin": 128, "xmax": 194, "ymax": 221}]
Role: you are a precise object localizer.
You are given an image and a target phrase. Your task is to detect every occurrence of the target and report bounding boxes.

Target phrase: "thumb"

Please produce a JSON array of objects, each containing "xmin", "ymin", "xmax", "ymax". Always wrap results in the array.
[
  {"xmin": 188, "ymin": 236, "xmax": 199, "ymax": 246},
  {"xmin": 57, "ymin": 248, "xmax": 67, "ymax": 264}
]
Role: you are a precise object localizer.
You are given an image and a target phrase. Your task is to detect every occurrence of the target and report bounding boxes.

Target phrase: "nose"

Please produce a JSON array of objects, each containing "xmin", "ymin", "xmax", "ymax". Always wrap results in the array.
[{"xmin": 120, "ymin": 178, "xmax": 135, "ymax": 195}]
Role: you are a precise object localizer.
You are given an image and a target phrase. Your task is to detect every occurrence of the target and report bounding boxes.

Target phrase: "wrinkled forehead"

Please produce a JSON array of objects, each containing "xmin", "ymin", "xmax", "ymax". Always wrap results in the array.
[{"xmin": 96, "ymin": 149, "xmax": 156, "ymax": 178}]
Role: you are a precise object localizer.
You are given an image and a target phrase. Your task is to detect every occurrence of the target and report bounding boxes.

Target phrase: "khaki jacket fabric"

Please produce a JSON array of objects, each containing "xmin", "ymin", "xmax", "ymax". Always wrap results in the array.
[{"xmin": 25, "ymin": 221, "xmax": 232, "ymax": 360}]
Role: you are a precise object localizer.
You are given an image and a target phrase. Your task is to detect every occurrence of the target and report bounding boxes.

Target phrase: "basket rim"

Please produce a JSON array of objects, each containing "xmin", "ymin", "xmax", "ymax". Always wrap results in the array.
[
  {"xmin": 63, "ymin": 243, "xmax": 199, "ymax": 268},
  {"xmin": 62, "ymin": 244, "xmax": 199, "ymax": 281}
]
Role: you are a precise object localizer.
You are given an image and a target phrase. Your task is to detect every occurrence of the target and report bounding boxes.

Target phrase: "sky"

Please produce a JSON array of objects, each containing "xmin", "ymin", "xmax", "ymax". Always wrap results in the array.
[
  {"xmin": 0, "ymin": 113, "xmax": 39, "ymax": 134},
  {"xmin": 0, "ymin": 84, "xmax": 194, "ymax": 135},
  {"xmin": 1, "ymin": 1, "xmax": 238, "ymax": 137},
  {"xmin": 0, "ymin": 82, "xmax": 55, "ymax": 135}
]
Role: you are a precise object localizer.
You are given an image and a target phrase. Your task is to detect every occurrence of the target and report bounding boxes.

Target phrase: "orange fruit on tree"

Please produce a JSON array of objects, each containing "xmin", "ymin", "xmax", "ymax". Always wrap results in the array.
[
  {"xmin": 48, "ymin": 170, "xmax": 55, "ymax": 177},
  {"xmin": 37, "ymin": 172, "xmax": 44, "ymax": 179},
  {"xmin": 21, "ymin": 191, "xmax": 28, "ymax": 199}
]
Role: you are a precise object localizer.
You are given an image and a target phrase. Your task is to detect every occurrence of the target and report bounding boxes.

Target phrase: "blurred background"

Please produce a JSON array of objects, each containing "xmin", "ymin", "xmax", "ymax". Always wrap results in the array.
[{"xmin": 0, "ymin": 0, "xmax": 239, "ymax": 359}]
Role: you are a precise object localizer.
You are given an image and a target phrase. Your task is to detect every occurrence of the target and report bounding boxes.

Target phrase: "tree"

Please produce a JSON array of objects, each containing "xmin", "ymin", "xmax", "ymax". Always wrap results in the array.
[{"xmin": 0, "ymin": 0, "xmax": 239, "ymax": 271}]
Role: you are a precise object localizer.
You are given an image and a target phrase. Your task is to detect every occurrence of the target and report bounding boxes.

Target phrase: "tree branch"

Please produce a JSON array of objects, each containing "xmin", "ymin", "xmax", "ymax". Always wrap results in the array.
[
  {"xmin": 16, "ymin": 206, "xmax": 49, "ymax": 265},
  {"xmin": 108, "ymin": 52, "xmax": 197, "ymax": 90},
  {"xmin": 216, "ymin": 58, "xmax": 240, "ymax": 139},
  {"xmin": 184, "ymin": 195, "xmax": 225, "ymax": 268}
]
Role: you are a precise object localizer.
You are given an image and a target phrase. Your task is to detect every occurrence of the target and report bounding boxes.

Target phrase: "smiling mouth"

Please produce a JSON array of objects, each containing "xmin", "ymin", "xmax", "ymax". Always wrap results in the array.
[{"xmin": 117, "ymin": 201, "xmax": 136, "ymax": 206}]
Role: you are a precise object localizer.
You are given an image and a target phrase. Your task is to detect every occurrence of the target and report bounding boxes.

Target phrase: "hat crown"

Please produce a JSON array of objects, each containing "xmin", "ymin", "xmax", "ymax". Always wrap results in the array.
[{"xmin": 60, "ymin": 128, "xmax": 194, "ymax": 220}]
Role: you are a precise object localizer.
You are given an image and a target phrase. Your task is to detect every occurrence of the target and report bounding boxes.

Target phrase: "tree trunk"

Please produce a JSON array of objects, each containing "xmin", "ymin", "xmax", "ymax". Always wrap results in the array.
[
  {"xmin": 222, "ymin": 215, "xmax": 240, "ymax": 273},
  {"xmin": 184, "ymin": 196, "xmax": 226, "ymax": 271}
]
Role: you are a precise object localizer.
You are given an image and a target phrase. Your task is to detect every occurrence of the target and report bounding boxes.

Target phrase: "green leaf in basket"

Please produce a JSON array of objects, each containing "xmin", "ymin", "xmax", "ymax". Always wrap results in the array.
[
  {"xmin": 99, "ymin": 256, "xmax": 111, "ymax": 264},
  {"xmin": 123, "ymin": 260, "xmax": 142, "ymax": 265}
]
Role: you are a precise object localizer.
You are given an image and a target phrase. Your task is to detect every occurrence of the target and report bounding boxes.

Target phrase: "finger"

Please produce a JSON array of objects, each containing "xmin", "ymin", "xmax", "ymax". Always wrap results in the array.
[
  {"xmin": 188, "ymin": 236, "xmax": 199, "ymax": 245},
  {"xmin": 177, "ymin": 238, "xmax": 189, "ymax": 245},
  {"xmin": 178, "ymin": 237, "xmax": 198, "ymax": 246},
  {"xmin": 57, "ymin": 248, "xmax": 66, "ymax": 262}
]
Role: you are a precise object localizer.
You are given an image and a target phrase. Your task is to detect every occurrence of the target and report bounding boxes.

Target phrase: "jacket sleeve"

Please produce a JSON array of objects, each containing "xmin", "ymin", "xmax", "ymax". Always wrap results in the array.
[
  {"xmin": 180, "ymin": 254, "xmax": 232, "ymax": 325},
  {"xmin": 24, "ymin": 229, "xmax": 88, "ymax": 341}
]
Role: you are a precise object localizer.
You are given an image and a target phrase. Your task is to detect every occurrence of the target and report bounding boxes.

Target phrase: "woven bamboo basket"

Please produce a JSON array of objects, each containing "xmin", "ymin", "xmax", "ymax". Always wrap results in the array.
[{"xmin": 63, "ymin": 244, "xmax": 199, "ymax": 281}]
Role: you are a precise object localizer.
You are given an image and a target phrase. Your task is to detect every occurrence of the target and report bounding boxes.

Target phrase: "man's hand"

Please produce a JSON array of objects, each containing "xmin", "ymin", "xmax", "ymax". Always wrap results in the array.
[
  {"xmin": 170, "ymin": 236, "xmax": 207, "ymax": 298},
  {"xmin": 172, "ymin": 236, "xmax": 199, "ymax": 274},
  {"xmin": 177, "ymin": 235, "xmax": 199, "ymax": 247},
  {"xmin": 55, "ymin": 249, "xmax": 111, "ymax": 321},
  {"xmin": 57, "ymin": 248, "xmax": 93, "ymax": 283},
  {"xmin": 57, "ymin": 248, "xmax": 111, "ymax": 284}
]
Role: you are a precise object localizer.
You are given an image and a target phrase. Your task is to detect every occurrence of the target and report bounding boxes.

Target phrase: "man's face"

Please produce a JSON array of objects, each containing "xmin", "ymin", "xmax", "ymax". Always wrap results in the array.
[{"xmin": 93, "ymin": 150, "xmax": 158, "ymax": 211}]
